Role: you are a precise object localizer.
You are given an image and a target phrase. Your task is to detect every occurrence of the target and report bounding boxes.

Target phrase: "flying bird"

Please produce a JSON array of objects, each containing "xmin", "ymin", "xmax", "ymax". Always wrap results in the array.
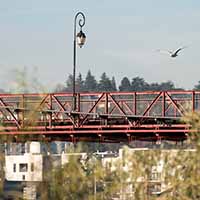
[{"xmin": 157, "ymin": 46, "xmax": 187, "ymax": 58}]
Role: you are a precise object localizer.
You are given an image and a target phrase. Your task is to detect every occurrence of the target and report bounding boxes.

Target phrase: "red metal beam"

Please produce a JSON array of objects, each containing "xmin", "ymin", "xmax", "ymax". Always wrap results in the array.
[{"xmin": 0, "ymin": 91, "xmax": 198, "ymax": 142}]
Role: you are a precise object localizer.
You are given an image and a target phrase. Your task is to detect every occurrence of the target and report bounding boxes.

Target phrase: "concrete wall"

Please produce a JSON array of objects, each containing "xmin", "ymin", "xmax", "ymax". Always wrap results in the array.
[{"xmin": 5, "ymin": 153, "xmax": 43, "ymax": 182}]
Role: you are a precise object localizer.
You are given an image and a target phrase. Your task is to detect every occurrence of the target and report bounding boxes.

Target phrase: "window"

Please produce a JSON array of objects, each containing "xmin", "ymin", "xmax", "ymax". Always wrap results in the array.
[
  {"xmin": 148, "ymin": 184, "xmax": 161, "ymax": 194},
  {"xmin": 31, "ymin": 163, "xmax": 34, "ymax": 172},
  {"xmin": 19, "ymin": 164, "xmax": 28, "ymax": 172},
  {"xmin": 13, "ymin": 164, "xmax": 16, "ymax": 172},
  {"xmin": 21, "ymin": 143, "xmax": 26, "ymax": 154},
  {"xmin": 150, "ymin": 172, "xmax": 161, "ymax": 181},
  {"xmin": 22, "ymin": 175, "xmax": 25, "ymax": 181}
]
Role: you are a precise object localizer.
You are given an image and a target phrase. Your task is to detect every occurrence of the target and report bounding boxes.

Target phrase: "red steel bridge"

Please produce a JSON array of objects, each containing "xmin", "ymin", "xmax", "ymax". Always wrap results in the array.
[{"xmin": 0, "ymin": 91, "xmax": 198, "ymax": 143}]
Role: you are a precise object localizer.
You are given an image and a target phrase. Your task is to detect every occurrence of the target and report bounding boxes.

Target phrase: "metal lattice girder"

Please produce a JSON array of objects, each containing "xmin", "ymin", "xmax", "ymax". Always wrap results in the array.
[{"xmin": 0, "ymin": 91, "xmax": 198, "ymax": 142}]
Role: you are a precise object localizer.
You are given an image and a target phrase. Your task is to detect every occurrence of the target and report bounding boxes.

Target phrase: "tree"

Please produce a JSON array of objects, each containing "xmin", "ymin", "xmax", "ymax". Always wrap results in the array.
[
  {"xmin": 37, "ymin": 113, "xmax": 200, "ymax": 200},
  {"xmin": 131, "ymin": 77, "xmax": 149, "ymax": 91},
  {"xmin": 84, "ymin": 70, "xmax": 97, "ymax": 92},
  {"xmin": 111, "ymin": 76, "xmax": 117, "ymax": 91},
  {"xmin": 98, "ymin": 72, "xmax": 113, "ymax": 92},
  {"xmin": 159, "ymin": 81, "xmax": 175, "ymax": 91},
  {"xmin": 39, "ymin": 147, "xmax": 122, "ymax": 200},
  {"xmin": 119, "ymin": 77, "xmax": 132, "ymax": 91},
  {"xmin": 48, "ymin": 155, "xmax": 93, "ymax": 200},
  {"xmin": 194, "ymin": 81, "xmax": 200, "ymax": 90},
  {"xmin": 148, "ymin": 82, "xmax": 160, "ymax": 91},
  {"xmin": 65, "ymin": 74, "xmax": 73, "ymax": 92},
  {"xmin": 149, "ymin": 81, "xmax": 175, "ymax": 91},
  {"xmin": 9, "ymin": 67, "xmax": 46, "ymax": 93},
  {"xmin": 76, "ymin": 73, "xmax": 85, "ymax": 92}
]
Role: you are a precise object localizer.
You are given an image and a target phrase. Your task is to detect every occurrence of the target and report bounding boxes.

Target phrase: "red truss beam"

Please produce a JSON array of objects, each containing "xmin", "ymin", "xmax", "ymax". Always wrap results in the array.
[{"xmin": 0, "ymin": 91, "xmax": 199, "ymax": 142}]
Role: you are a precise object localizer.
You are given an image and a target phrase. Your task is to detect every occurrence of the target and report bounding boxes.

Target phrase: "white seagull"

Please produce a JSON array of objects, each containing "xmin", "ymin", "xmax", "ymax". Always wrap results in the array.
[{"xmin": 157, "ymin": 46, "xmax": 187, "ymax": 58}]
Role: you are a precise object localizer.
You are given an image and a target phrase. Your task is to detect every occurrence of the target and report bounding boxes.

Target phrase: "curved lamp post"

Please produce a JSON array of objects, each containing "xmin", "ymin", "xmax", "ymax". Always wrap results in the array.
[{"xmin": 73, "ymin": 12, "xmax": 86, "ymax": 111}]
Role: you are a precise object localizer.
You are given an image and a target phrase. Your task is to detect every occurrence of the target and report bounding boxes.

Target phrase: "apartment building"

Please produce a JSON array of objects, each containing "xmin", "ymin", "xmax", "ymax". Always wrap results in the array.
[
  {"xmin": 100, "ymin": 147, "xmax": 196, "ymax": 197},
  {"xmin": 5, "ymin": 142, "xmax": 42, "ymax": 182}
]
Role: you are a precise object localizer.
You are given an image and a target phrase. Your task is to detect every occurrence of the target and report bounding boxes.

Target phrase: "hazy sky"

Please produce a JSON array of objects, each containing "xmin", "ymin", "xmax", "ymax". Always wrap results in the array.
[{"xmin": 0, "ymin": 0, "xmax": 200, "ymax": 91}]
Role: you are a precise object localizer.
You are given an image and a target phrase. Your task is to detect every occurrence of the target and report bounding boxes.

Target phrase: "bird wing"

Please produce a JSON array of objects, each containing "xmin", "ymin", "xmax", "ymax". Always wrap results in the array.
[
  {"xmin": 174, "ymin": 46, "xmax": 187, "ymax": 55},
  {"xmin": 157, "ymin": 49, "xmax": 172, "ymax": 55}
]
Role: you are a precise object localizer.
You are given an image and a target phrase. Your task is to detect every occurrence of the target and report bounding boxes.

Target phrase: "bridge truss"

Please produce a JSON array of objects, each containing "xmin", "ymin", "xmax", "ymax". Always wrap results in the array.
[{"xmin": 0, "ymin": 91, "xmax": 198, "ymax": 142}]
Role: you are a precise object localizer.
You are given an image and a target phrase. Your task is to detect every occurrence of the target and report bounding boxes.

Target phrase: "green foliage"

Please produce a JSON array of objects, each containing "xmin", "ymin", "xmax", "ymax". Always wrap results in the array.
[
  {"xmin": 0, "ymin": 147, "xmax": 4, "ymax": 195},
  {"xmin": 39, "ymin": 148, "xmax": 122, "ymax": 200},
  {"xmin": 9, "ymin": 67, "xmax": 47, "ymax": 93},
  {"xmin": 76, "ymin": 73, "xmax": 85, "ymax": 92},
  {"xmin": 119, "ymin": 77, "xmax": 132, "ymax": 91},
  {"xmin": 149, "ymin": 81, "xmax": 175, "ymax": 91},
  {"xmin": 131, "ymin": 77, "xmax": 149, "ymax": 91},
  {"xmin": 65, "ymin": 74, "xmax": 73, "ymax": 92},
  {"xmin": 49, "ymin": 156, "xmax": 92, "ymax": 200},
  {"xmin": 80, "ymin": 142, "xmax": 122, "ymax": 153},
  {"xmin": 2, "ymin": 67, "xmax": 200, "ymax": 93},
  {"xmin": 65, "ymin": 73, "xmax": 85, "ymax": 92},
  {"xmin": 84, "ymin": 70, "xmax": 98, "ymax": 92},
  {"xmin": 3, "ymin": 67, "xmax": 200, "ymax": 200},
  {"xmin": 98, "ymin": 72, "xmax": 114, "ymax": 92},
  {"xmin": 38, "ymin": 116, "xmax": 200, "ymax": 200},
  {"xmin": 111, "ymin": 76, "xmax": 117, "ymax": 91},
  {"xmin": 62, "ymin": 70, "xmax": 181, "ymax": 93}
]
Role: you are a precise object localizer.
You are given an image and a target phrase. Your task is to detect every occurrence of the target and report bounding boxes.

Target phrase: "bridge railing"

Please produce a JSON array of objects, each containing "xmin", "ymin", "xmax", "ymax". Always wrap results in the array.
[{"xmin": 0, "ymin": 91, "xmax": 199, "ymax": 130}]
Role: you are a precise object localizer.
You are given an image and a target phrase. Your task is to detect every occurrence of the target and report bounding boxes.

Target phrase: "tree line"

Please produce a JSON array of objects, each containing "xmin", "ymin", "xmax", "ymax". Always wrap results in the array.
[
  {"xmin": 2, "ymin": 67, "xmax": 200, "ymax": 93},
  {"xmin": 56, "ymin": 70, "xmax": 200, "ymax": 93}
]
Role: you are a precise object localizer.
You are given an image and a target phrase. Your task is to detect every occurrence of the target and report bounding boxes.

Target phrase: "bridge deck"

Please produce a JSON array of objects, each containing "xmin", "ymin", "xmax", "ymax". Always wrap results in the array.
[{"xmin": 0, "ymin": 91, "xmax": 198, "ymax": 142}]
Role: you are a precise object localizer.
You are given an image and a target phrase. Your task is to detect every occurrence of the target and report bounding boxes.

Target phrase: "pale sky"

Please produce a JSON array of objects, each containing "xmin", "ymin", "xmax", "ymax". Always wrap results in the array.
[{"xmin": 0, "ymin": 0, "xmax": 200, "ymax": 91}]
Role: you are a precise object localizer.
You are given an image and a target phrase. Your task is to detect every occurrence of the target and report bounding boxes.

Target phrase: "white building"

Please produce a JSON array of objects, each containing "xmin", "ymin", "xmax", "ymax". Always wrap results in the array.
[
  {"xmin": 5, "ymin": 142, "xmax": 43, "ymax": 182},
  {"xmin": 100, "ymin": 147, "xmax": 196, "ymax": 196}
]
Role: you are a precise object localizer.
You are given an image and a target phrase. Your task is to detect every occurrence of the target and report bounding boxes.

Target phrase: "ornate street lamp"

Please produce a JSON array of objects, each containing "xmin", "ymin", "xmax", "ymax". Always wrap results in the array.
[
  {"xmin": 76, "ymin": 30, "xmax": 86, "ymax": 48},
  {"xmin": 72, "ymin": 12, "xmax": 86, "ymax": 111}
]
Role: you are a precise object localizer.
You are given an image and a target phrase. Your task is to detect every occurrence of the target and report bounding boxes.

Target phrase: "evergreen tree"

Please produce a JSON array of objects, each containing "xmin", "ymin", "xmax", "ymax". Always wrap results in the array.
[
  {"xmin": 98, "ymin": 72, "xmax": 113, "ymax": 92},
  {"xmin": 159, "ymin": 81, "xmax": 175, "ymax": 91},
  {"xmin": 111, "ymin": 77, "xmax": 117, "ymax": 91},
  {"xmin": 131, "ymin": 77, "xmax": 149, "ymax": 91},
  {"xmin": 76, "ymin": 73, "xmax": 85, "ymax": 92},
  {"xmin": 119, "ymin": 77, "xmax": 131, "ymax": 91},
  {"xmin": 148, "ymin": 82, "xmax": 160, "ymax": 91},
  {"xmin": 65, "ymin": 74, "xmax": 73, "ymax": 92},
  {"xmin": 148, "ymin": 81, "xmax": 175, "ymax": 91},
  {"xmin": 84, "ymin": 70, "xmax": 97, "ymax": 92}
]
